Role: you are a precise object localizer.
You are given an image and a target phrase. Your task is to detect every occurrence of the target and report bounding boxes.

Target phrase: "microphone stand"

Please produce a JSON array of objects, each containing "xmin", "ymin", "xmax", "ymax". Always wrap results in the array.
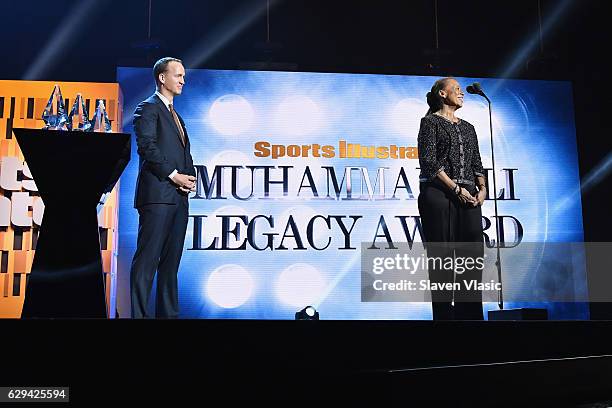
[
  {"xmin": 471, "ymin": 85, "xmax": 548, "ymax": 320},
  {"xmin": 481, "ymin": 92, "xmax": 504, "ymax": 311}
]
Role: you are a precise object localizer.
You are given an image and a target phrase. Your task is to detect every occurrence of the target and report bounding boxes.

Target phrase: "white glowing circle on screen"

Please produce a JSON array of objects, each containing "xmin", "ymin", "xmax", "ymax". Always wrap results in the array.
[
  {"xmin": 202, "ymin": 205, "xmax": 250, "ymax": 247},
  {"xmin": 278, "ymin": 206, "xmax": 329, "ymax": 244},
  {"xmin": 207, "ymin": 150, "xmax": 253, "ymax": 196},
  {"xmin": 206, "ymin": 264, "xmax": 254, "ymax": 308},
  {"xmin": 275, "ymin": 263, "xmax": 326, "ymax": 308},
  {"xmin": 391, "ymin": 98, "xmax": 428, "ymax": 136},
  {"xmin": 458, "ymin": 99, "xmax": 493, "ymax": 135},
  {"xmin": 279, "ymin": 206, "xmax": 318, "ymax": 228},
  {"xmin": 208, "ymin": 94, "xmax": 254, "ymax": 135},
  {"xmin": 275, "ymin": 96, "xmax": 322, "ymax": 136}
]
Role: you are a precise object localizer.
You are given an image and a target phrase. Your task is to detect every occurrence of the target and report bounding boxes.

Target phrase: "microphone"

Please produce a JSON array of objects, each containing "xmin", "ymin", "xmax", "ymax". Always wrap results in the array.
[
  {"xmin": 466, "ymin": 82, "xmax": 490, "ymax": 103},
  {"xmin": 466, "ymin": 82, "xmax": 485, "ymax": 96}
]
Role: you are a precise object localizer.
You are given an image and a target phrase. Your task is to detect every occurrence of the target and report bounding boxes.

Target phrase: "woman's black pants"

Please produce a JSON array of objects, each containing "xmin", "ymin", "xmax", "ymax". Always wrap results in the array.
[{"xmin": 418, "ymin": 180, "xmax": 485, "ymax": 320}]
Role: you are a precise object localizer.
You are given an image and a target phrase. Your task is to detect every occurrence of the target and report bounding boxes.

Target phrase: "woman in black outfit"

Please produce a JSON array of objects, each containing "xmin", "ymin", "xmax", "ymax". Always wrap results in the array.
[{"xmin": 417, "ymin": 77, "xmax": 487, "ymax": 320}]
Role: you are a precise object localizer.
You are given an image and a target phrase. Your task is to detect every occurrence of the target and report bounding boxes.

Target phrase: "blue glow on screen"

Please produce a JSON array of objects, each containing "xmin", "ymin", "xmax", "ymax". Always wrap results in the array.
[{"xmin": 116, "ymin": 68, "xmax": 587, "ymax": 320}]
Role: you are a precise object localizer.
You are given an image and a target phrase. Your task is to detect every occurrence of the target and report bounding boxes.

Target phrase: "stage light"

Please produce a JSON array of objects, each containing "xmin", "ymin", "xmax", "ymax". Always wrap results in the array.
[
  {"xmin": 295, "ymin": 306, "xmax": 319, "ymax": 320},
  {"xmin": 208, "ymin": 94, "xmax": 254, "ymax": 136},
  {"xmin": 206, "ymin": 264, "xmax": 254, "ymax": 308},
  {"xmin": 275, "ymin": 263, "xmax": 326, "ymax": 308}
]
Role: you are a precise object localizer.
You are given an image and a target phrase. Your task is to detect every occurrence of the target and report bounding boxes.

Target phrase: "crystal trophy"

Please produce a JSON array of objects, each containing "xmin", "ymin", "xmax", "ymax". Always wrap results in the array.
[
  {"xmin": 41, "ymin": 84, "xmax": 68, "ymax": 130},
  {"xmin": 91, "ymin": 99, "xmax": 112, "ymax": 132},
  {"xmin": 67, "ymin": 93, "xmax": 91, "ymax": 131}
]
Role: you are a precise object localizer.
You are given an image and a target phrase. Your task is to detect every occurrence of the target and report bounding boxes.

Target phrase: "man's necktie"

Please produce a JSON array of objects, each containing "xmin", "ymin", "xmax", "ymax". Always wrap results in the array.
[{"xmin": 168, "ymin": 104, "xmax": 186, "ymax": 147}]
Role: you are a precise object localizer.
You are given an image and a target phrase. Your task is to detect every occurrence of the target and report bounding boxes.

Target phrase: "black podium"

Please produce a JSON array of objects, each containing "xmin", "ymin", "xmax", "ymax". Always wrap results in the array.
[{"xmin": 13, "ymin": 128, "xmax": 131, "ymax": 318}]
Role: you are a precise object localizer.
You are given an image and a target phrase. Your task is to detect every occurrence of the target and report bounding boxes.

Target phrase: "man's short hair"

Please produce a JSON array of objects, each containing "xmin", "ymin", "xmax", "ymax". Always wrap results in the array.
[{"xmin": 153, "ymin": 57, "xmax": 183, "ymax": 86}]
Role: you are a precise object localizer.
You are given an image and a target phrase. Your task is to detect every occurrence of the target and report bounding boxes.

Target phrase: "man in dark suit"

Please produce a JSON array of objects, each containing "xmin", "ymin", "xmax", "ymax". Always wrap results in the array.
[{"xmin": 130, "ymin": 57, "xmax": 196, "ymax": 318}]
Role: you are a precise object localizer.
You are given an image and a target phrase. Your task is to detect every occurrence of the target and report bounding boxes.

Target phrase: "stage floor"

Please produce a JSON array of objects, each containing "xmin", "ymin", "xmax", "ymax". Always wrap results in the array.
[{"xmin": 3, "ymin": 319, "xmax": 612, "ymax": 406}]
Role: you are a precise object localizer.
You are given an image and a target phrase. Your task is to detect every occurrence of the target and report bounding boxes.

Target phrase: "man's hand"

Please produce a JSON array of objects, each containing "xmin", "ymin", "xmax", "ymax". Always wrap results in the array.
[
  {"xmin": 177, "ymin": 186, "xmax": 194, "ymax": 194},
  {"xmin": 171, "ymin": 173, "xmax": 196, "ymax": 191}
]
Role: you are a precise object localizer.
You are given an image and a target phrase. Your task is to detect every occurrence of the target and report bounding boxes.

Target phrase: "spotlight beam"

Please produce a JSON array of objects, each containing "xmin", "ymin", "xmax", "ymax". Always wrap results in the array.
[
  {"xmin": 182, "ymin": 0, "xmax": 280, "ymax": 69},
  {"xmin": 121, "ymin": 0, "xmax": 280, "ymax": 131},
  {"xmin": 23, "ymin": 0, "xmax": 108, "ymax": 80},
  {"xmin": 553, "ymin": 150, "xmax": 612, "ymax": 214},
  {"xmin": 580, "ymin": 151, "xmax": 612, "ymax": 193},
  {"xmin": 494, "ymin": 0, "xmax": 573, "ymax": 86}
]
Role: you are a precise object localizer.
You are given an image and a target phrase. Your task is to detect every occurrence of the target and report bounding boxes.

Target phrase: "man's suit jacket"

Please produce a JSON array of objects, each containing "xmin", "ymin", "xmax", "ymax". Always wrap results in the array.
[{"xmin": 133, "ymin": 94, "xmax": 196, "ymax": 208}]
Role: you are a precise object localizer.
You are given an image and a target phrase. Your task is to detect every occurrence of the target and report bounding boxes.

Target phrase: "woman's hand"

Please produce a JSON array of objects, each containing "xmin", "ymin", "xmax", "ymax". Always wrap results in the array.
[
  {"xmin": 475, "ymin": 188, "xmax": 486, "ymax": 206},
  {"xmin": 458, "ymin": 187, "xmax": 477, "ymax": 206}
]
